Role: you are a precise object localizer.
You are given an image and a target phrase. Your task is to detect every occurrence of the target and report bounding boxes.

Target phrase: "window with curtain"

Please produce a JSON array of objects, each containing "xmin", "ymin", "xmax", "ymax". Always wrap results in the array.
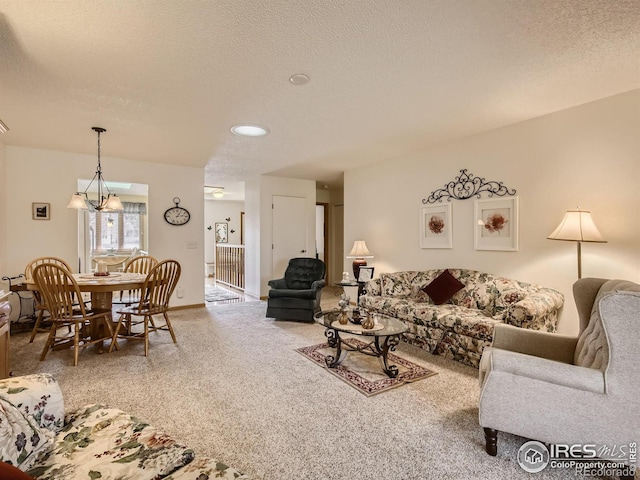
[{"xmin": 89, "ymin": 202, "xmax": 148, "ymax": 254}]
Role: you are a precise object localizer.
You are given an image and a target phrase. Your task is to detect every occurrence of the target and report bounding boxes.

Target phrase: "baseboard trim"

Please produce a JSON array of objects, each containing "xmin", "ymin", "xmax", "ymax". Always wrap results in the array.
[{"xmin": 168, "ymin": 303, "xmax": 205, "ymax": 311}]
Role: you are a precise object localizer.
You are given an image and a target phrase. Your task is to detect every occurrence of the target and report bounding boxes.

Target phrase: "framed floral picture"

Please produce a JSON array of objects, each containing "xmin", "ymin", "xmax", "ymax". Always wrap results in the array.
[
  {"xmin": 215, "ymin": 222, "xmax": 228, "ymax": 243},
  {"xmin": 474, "ymin": 196, "xmax": 519, "ymax": 251},
  {"xmin": 420, "ymin": 203, "xmax": 452, "ymax": 249}
]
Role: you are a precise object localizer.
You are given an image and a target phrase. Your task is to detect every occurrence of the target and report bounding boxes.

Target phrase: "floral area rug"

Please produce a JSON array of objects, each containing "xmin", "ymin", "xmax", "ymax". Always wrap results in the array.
[{"xmin": 296, "ymin": 339, "xmax": 437, "ymax": 396}]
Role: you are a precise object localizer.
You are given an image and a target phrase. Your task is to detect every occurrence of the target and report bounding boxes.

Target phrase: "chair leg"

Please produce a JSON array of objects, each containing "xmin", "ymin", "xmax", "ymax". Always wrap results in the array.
[
  {"xmin": 109, "ymin": 314, "xmax": 125, "ymax": 353},
  {"xmin": 144, "ymin": 315, "xmax": 150, "ymax": 356},
  {"xmin": 29, "ymin": 308, "xmax": 45, "ymax": 343},
  {"xmin": 163, "ymin": 312, "xmax": 177, "ymax": 343},
  {"xmin": 73, "ymin": 322, "xmax": 80, "ymax": 367},
  {"xmin": 39, "ymin": 323, "xmax": 58, "ymax": 361},
  {"xmin": 484, "ymin": 428, "xmax": 498, "ymax": 456}
]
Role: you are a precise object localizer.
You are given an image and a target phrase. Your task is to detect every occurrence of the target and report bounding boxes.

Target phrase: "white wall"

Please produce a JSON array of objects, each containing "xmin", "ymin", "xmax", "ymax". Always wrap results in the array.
[
  {"xmin": 344, "ymin": 90, "xmax": 640, "ymax": 335},
  {"xmin": 0, "ymin": 139, "xmax": 6, "ymax": 282},
  {"xmin": 243, "ymin": 175, "xmax": 316, "ymax": 299},
  {"xmin": 204, "ymin": 199, "xmax": 244, "ymax": 264},
  {"xmin": 244, "ymin": 176, "xmax": 261, "ymax": 299},
  {"xmin": 4, "ymin": 146, "xmax": 205, "ymax": 307}
]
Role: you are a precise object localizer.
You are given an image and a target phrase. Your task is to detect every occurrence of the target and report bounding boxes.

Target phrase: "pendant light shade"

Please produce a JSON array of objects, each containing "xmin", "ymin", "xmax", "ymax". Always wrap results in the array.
[{"xmin": 68, "ymin": 127, "xmax": 123, "ymax": 212}]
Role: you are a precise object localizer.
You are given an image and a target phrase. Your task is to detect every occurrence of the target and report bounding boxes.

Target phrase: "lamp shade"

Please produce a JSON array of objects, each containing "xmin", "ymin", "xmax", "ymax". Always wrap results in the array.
[
  {"xmin": 547, "ymin": 210, "xmax": 606, "ymax": 243},
  {"xmin": 102, "ymin": 195, "xmax": 124, "ymax": 211},
  {"xmin": 346, "ymin": 240, "xmax": 373, "ymax": 258},
  {"xmin": 67, "ymin": 193, "xmax": 88, "ymax": 209}
]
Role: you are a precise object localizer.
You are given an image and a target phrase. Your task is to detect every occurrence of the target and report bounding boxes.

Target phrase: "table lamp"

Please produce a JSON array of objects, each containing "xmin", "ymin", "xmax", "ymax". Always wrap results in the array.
[
  {"xmin": 547, "ymin": 208, "xmax": 606, "ymax": 278},
  {"xmin": 346, "ymin": 240, "xmax": 373, "ymax": 280}
]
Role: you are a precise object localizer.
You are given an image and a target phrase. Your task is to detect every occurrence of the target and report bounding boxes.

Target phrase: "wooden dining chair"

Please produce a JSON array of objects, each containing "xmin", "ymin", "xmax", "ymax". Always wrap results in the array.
[
  {"xmin": 114, "ymin": 255, "xmax": 159, "ymax": 307},
  {"xmin": 25, "ymin": 256, "xmax": 75, "ymax": 343},
  {"xmin": 109, "ymin": 259, "xmax": 181, "ymax": 356},
  {"xmin": 32, "ymin": 262, "xmax": 117, "ymax": 366}
]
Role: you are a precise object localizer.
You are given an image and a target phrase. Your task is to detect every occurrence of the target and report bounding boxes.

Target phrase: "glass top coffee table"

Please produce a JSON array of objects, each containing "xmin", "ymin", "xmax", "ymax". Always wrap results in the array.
[{"xmin": 314, "ymin": 309, "xmax": 408, "ymax": 378}]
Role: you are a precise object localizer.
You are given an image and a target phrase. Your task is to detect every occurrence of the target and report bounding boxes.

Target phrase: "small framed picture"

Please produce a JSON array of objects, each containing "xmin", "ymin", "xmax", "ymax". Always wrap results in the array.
[
  {"xmin": 475, "ymin": 196, "xmax": 519, "ymax": 251},
  {"xmin": 215, "ymin": 222, "xmax": 228, "ymax": 243},
  {"xmin": 358, "ymin": 266, "xmax": 374, "ymax": 282},
  {"xmin": 32, "ymin": 202, "xmax": 51, "ymax": 220},
  {"xmin": 420, "ymin": 203, "xmax": 452, "ymax": 248}
]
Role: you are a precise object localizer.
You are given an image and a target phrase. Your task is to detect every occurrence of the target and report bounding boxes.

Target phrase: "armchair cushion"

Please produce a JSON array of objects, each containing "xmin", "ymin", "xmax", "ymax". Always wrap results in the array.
[
  {"xmin": 283, "ymin": 258, "xmax": 325, "ymax": 289},
  {"xmin": 486, "ymin": 348, "xmax": 606, "ymax": 394}
]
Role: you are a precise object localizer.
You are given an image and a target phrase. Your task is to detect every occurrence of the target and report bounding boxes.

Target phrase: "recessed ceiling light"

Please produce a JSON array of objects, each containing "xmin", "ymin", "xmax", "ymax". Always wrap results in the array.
[
  {"xmin": 289, "ymin": 73, "xmax": 310, "ymax": 85},
  {"xmin": 231, "ymin": 124, "xmax": 269, "ymax": 137}
]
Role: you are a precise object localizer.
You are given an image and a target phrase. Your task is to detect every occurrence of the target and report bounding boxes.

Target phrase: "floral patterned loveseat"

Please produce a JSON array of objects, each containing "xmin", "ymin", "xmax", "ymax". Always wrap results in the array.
[
  {"xmin": 360, "ymin": 269, "xmax": 564, "ymax": 368},
  {"xmin": 0, "ymin": 373, "xmax": 247, "ymax": 479}
]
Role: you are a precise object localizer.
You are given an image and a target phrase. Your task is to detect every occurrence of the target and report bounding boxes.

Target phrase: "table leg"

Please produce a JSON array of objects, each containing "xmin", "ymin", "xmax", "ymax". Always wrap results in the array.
[
  {"xmin": 324, "ymin": 328, "xmax": 347, "ymax": 368},
  {"xmin": 375, "ymin": 335, "xmax": 400, "ymax": 378},
  {"xmin": 90, "ymin": 291, "xmax": 114, "ymax": 352}
]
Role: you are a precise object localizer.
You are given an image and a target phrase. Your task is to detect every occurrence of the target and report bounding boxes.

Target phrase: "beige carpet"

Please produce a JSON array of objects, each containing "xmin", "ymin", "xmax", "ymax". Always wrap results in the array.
[{"xmin": 9, "ymin": 299, "xmax": 597, "ymax": 480}]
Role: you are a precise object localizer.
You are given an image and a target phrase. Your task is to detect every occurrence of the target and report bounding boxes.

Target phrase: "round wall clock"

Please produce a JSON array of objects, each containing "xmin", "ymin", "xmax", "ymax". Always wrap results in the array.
[{"xmin": 164, "ymin": 197, "xmax": 191, "ymax": 226}]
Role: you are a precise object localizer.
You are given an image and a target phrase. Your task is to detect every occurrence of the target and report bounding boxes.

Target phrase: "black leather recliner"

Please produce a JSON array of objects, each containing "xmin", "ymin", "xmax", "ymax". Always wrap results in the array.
[{"xmin": 266, "ymin": 258, "xmax": 326, "ymax": 322}]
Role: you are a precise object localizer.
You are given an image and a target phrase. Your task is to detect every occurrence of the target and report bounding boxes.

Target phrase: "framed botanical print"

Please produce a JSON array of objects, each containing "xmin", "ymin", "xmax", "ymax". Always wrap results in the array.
[
  {"xmin": 32, "ymin": 202, "xmax": 51, "ymax": 220},
  {"xmin": 215, "ymin": 222, "xmax": 228, "ymax": 243},
  {"xmin": 474, "ymin": 196, "xmax": 519, "ymax": 251},
  {"xmin": 420, "ymin": 203, "xmax": 452, "ymax": 249}
]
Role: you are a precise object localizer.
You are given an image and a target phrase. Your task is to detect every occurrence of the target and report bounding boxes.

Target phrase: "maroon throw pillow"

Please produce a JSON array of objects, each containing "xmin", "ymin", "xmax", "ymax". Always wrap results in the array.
[
  {"xmin": 0, "ymin": 462, "xmax": 35, "ymax": 479},
  {"xmin": 421, "ymin": 269, "xmax": 464, "ymax": 305}
]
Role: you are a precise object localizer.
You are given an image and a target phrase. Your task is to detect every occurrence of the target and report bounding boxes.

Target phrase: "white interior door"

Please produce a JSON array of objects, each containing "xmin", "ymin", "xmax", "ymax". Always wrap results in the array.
[{"xmin": 272, "ymin": 195, "xmax": 307, "ymax": 278}]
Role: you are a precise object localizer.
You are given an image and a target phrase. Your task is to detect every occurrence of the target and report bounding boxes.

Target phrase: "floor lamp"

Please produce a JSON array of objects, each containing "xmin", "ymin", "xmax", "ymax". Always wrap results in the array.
[{"xmin": 547, "ymin": 209, "xmax": 606, "ymax": 278}]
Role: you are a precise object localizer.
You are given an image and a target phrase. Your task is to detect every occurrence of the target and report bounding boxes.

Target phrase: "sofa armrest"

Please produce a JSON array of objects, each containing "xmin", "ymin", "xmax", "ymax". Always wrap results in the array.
[
  {"xmin": 268, "ymin": 278, "xmax": 287, "ymax": 289},
  {"xmin": 487, "ymin": 348, "xmax": 605, "ymax": 394},
  {"xmin": 311, "ymin": 279, "xmax": 325, "ymax": 291},
  {"xmin": 492, "ymin": 323, "xmax": 577, "ymax": 364},
  {"xmin": 0, "ymin": 374, "xmax": 65, "ymax": 432},
  {"xmin": 503, "ymin": 287, "xmax": 564, "ymax": 330}
]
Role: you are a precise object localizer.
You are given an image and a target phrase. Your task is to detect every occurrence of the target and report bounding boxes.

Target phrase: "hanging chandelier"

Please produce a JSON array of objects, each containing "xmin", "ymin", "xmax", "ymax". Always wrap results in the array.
[{"xmin": 67, "ymin": 127, "xmax": 123, "ymax": 211}]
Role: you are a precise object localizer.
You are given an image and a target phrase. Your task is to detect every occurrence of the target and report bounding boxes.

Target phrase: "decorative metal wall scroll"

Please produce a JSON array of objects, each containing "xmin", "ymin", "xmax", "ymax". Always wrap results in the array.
[{"xmin": 422, "ymin": 169, "xmax": 516, "ymax": 204}]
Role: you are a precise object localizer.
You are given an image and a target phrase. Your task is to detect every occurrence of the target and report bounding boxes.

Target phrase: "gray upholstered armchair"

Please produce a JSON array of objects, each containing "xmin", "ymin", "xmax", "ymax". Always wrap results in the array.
[
  {"xmin": 266, "ymin": 258, "xmax": 326, "ymax": 322},
  {"xmin": 478, "ymin": 278, "xmax": 640, "ymax": 475}
]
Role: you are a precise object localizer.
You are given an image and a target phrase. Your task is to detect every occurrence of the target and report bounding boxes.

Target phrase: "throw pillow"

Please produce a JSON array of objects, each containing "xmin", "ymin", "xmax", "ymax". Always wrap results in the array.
[
  {"xmin": 0, "ymin": 397, "xmax": 54, "ymax": 471},
  {"xmin": 0, "ymin": 461, "xmax": 35, "ymax": 479},
  {"xmin": 421, "ymin": 269, "xmax": 464, "ymax": 305}
]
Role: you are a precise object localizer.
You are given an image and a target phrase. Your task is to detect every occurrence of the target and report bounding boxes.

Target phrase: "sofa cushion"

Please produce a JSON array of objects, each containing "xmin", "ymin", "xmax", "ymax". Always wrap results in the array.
[
  {"xmin": 0, "ymin": 374, "xmax": 65, "ymax": 433},
  {"xmin": 491, "ymin": 281, "xmax": 529, "ymax": 317},
  {"xmin": 422, "ymin": 269, "xmax": 464, "ymax": 305},
  {"xmin": 165, "ymin": 456, "xmax": 248, "ymax": 479},
  {"xmin": 27, "ymin": 404, "xmax": 195, "ymax": 480},
  {"xmin": 0, "ymin": 397, "xmax": 55, "ymax": 471},
  {"xmin": 381, "ymin": 271, "xmax": 418, "ymax": 297}
]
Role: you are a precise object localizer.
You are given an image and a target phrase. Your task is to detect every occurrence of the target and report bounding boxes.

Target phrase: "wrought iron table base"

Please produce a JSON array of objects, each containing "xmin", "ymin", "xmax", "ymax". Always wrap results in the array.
[{"xmin": 324, "ymin": 328, "xmax": 401, "ymax": 378}]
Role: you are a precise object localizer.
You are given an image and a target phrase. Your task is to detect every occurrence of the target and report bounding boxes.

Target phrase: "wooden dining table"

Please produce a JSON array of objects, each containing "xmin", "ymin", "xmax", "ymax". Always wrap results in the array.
[{"xmin": 27, "ymin": 272, "xmax": 147, "ymax": 351}]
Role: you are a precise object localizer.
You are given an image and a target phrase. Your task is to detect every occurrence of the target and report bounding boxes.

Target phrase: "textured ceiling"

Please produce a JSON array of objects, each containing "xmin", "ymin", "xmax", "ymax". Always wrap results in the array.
[{"xmin": 1, "ymin": 0, "xmax": 639, "ymax": 190}]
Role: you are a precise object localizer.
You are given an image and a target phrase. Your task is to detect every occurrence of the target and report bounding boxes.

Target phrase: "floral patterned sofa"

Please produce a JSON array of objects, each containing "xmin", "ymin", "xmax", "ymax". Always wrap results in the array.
[
  {"xmin": 360, "ymin": 269, "xmax": 564, "ymax": 368},
  {"xmin": 0, "ymin": 374, "xmax": 247, "ymax": 479}
]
